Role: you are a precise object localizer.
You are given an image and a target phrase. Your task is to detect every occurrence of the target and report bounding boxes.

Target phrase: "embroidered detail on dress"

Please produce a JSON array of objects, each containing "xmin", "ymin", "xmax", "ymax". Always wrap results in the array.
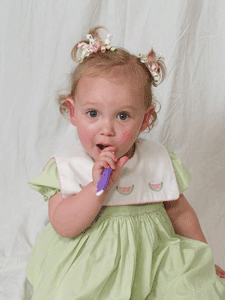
[
  {"xmin": 116, "ymin": 185, "xmax": 134, "ymax": 195},
  {"xmin": 97, "ymin": 208, "xmax": 162, "ymax": 222},
  {"xmin": 149, "ymin": 182, "xmax": 163, "ymax": 192}
]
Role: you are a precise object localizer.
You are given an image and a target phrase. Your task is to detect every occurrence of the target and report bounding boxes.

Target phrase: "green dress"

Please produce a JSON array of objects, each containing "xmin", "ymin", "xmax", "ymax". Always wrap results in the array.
[{"xmin": 26, "ymin": 150, "xmax": 225, "ymax": 300}]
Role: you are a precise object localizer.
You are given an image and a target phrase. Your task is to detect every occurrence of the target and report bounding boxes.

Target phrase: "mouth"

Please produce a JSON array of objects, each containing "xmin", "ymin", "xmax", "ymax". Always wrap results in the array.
[
  {"xmin": 96, "ymin": 144, "xmax": 113, "ymax": 153},
  {"xmin": 97, "ymin": 144, "xmax": 112, "ymax": 150}
]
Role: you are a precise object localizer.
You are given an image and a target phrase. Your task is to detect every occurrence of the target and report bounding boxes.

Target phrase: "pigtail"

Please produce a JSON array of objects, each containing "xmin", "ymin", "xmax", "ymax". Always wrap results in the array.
[
  {"xmin": 71, "ymin": 42, "xmax": 81, "ymax": 62},
  {"xmin": 146, "ymin": 47, "xmax": 166, "ymax": 87},
  {"xmin": 89, "ymin": 26, "xmax": 108, "ymax": 40},
  {"xmin": 71, "ymin": 26, "xmax": 109, "ymax": 62}
]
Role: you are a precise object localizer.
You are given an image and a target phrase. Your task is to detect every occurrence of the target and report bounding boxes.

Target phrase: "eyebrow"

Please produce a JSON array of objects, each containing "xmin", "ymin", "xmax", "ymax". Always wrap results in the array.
[{"xmin": 82, "ymin": 103, "xmax": 137, "ymax": 111}]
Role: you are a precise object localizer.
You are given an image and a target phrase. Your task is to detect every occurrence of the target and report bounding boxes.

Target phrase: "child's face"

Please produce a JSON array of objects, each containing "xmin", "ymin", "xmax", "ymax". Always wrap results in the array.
[{"xmin": 66, "ymin": 76, "xmax": 155, "ymax": 161}]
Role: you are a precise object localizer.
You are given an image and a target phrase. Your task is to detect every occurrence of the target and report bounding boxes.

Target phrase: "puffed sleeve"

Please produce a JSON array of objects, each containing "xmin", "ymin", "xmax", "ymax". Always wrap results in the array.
[
  {"xmin": 167, "ymin": 149, "xmax": 192, "ymax": 194},
  {"xmin": 27, "ymin": 158, "xmax": 61, "ymax": 202}
]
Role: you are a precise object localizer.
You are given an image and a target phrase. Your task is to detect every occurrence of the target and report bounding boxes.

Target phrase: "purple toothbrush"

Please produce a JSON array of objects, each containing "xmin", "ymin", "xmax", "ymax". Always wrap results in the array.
[{"xmin": 96, "ymin": 167, "xmax": 113, "ymax": 196}]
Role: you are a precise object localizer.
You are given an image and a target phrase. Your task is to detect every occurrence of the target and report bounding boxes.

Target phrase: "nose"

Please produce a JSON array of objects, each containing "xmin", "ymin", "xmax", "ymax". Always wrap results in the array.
[{"xmin": 100, "ymin": 118, "xmax": 115, "ymax": 136}]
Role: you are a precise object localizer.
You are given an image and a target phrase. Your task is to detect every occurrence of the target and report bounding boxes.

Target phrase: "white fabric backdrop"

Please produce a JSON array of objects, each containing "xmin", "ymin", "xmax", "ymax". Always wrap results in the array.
[{"xmin": 1, "ymin": 0, "xmax": 225, "ymax": 299}]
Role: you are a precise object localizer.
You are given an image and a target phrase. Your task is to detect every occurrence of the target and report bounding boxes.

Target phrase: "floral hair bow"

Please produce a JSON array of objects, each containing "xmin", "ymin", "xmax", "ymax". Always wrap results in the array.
[
  {"xmin": 138, "ymin": 51, "xmax": 162, "ymax": 83},
  {"xmin": 77, "ymin": 33, "xmax": 116, "ymax": 63}
]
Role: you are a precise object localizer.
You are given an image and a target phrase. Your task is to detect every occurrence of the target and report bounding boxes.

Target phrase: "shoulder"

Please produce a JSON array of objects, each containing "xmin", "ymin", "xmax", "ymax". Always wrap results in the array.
[
  {"xmin": 166, "ymin": 148, "xmax": 179, "ymax": 159},
  {"xmin": 27, "ymin": 158, "xmax": 60, "ymax": 202},
  {"xmin": 166, "ymin": 148, "xmax": 192, "ymax": 194},
  {"xmin": 28, "ymin": 158, "xmax": 57, "ymax": 185}
]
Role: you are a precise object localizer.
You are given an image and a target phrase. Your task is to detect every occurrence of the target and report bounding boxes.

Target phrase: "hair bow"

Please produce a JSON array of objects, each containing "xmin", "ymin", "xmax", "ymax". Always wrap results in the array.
[
  {"xmin": 77, "ymin": 33, "xmax": 116, "ymax": 63},
  {"xmin": 138, "ymin": 52, "xmax": 162, "ymax": 83}
]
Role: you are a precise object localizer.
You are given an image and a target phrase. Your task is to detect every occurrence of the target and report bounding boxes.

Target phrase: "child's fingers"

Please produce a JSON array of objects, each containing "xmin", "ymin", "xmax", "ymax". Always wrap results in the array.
[
  {"xmin": 100, "ymin": 146, "xmax": 116, "ymax": 153},
  {"xmin": 218, "ymin": 267, "xmax": 225, "ymax": 274},
  {"xmin": 99, "ymin": 147, "xmax": 117, "ymax": 162},
  {"xmin": 98, "ymin": 147, "xmax": 117, "ymax": 169},
  {"xmin": 105, "ymin": 156, "xmax": 129, "ymax": 189},
  {"xmin": 116, "ymin": 155, "xmax": 129, "ymax": 169},
  {"xmin": 92, "ymin": 161, "xmax": 110, "ymax": 187},
  {"xmin": 215, "ymin": 264, "xmax": 224, "ymax": 272},
  {"xmin": 215, "ymin": 265, "xmax": 225, "ymax": 277},
  {"xmin": 99, "ymin": 152, "xmax": 117, "ymax": 162},
  {"xmin": 111, "ymin": 156, "xmax": 129, "ymax": 179},
  {"xmin": 98, "ymin": 156, "xmax": 117, "ymax": 169},
  {"xmin": 92, "ymin": 155, "xmax": 117, "ymax": 186},
  {"xmin": 93, "ymin": 148, "xmax": 129, "ymax": 191}
]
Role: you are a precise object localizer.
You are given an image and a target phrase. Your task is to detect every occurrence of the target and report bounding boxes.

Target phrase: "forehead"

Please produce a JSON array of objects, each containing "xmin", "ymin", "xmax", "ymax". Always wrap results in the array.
[
  {"xmin": 83, "ymin": 63, "xmax": 145, "ymax": 83},
  {"xmin": 78, "ymin": 63, "xmax": 146, "ymax": 95},
  {"xmin": 76, "ymin": 76, "xmax": 144, "ymax": 107}
]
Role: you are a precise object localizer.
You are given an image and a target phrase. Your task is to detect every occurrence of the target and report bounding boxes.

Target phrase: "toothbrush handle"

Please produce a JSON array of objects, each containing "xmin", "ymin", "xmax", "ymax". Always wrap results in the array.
[{"xmin": 96, "ymin": 167, "xmax": 113, "ymax": 196}]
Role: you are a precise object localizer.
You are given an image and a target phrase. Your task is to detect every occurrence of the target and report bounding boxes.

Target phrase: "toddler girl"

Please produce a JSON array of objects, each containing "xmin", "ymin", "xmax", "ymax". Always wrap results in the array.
[{"xmin": 26, "ymin": 26, "xmax": 225, "ymax": 299}]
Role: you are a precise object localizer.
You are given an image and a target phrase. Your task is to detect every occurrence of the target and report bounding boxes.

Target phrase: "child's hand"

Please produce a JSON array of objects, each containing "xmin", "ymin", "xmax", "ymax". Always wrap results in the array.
[
  {"xmin": 215, "ymin": 264, "xmax": 225, "ymax": 278},
  {"xmin": 92, "ymin": 146, "xmax": 129, "ymax": 193}
]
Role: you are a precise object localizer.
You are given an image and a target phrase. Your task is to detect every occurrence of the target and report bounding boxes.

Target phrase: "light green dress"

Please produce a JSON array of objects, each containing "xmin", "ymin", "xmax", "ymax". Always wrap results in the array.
[{"xmin": 26, "ymin": 150, "xmax": 225, "ymax": 300}]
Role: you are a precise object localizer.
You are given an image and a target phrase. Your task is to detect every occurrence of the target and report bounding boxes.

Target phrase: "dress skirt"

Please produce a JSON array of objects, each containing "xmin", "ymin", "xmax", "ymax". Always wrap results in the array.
[{"xmin": 26, "ymin": 202, "xmax": 225, "ymax": 300}]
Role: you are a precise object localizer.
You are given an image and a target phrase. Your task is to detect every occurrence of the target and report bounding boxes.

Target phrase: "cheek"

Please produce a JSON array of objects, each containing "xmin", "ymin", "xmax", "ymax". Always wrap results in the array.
[
  {"xmin": 118, "ymin": 130, "xmax": 134, "ymax": 144},
  {"xmin": 77, "ymin": 126, "xmax": 95, "ymax": 144}
]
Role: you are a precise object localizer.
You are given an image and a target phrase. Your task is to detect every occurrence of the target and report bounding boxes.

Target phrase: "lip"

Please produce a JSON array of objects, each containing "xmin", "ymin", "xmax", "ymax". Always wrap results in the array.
[
  {"xmin": 96, "ymin": 144, "xmax": 115, "ymax": 154},
  {"xmin": 98, "ymin": 143, "xmax": 113, "ymax": 147}
]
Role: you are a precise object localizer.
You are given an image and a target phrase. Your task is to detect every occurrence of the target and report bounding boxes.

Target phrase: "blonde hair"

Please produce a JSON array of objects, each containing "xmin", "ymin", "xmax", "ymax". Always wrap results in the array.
[{"xmin": 57, "ymin": 26, "xmax": 166, "ymax": 134}]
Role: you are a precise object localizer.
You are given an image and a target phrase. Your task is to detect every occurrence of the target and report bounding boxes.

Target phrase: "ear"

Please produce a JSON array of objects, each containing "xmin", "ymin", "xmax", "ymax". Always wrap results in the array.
[
  {"xmin": 140, "ymin": 105, "xmax": 155, "ymax": 132},
  {"xmin": 66, "ymin": 97, "xmax": 76, "ymax": 126}
]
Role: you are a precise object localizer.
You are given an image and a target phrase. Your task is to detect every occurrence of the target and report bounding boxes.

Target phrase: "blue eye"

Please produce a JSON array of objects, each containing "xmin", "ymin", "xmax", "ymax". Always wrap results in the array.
[
  {"xmin": 87, "ymin": 110, "xmax": 98, "ymax": 118},
  {"xmin": 86, "ymin": 110, "xmax": 130, "ymax": 120},
  {"xmin": 118, "ymin": 112, "xmax": 130, "ymax": 120}
]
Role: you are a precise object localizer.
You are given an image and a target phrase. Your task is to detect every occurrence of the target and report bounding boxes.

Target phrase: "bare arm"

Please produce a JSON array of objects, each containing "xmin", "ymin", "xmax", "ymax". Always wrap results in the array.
[
  {"xmin": 49, "ymin": 147, "xmax": 129, "ymax": 239},
  {"xmin": 164, "ymin": 194, "xmax": 208, "ymax": 244},
  {"xmin": 49, "ymin": 182, "xmax": 109, "ymax": 238}
]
